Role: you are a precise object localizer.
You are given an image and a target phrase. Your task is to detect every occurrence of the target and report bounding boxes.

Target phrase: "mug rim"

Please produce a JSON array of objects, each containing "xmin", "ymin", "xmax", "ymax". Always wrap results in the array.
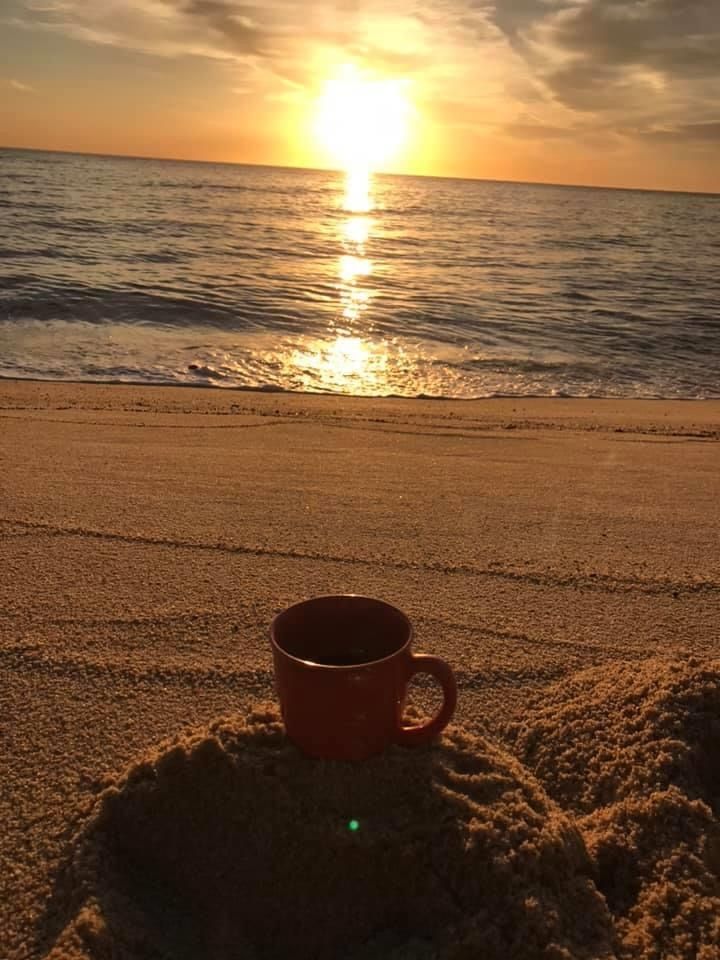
[{"xmin": 270, "ymin": 594, "xmax": 413, "ymax": 669}]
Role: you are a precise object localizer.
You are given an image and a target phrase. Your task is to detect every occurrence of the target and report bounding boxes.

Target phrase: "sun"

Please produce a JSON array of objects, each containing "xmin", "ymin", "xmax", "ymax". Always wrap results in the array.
[{"xmin": 314, "ymin": 65, "xmax": 411, "ymax": 173}]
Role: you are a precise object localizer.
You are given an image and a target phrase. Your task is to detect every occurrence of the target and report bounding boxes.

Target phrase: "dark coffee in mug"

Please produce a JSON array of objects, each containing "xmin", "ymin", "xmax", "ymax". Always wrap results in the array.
[{"xmin": 312, "ymin": 648, "xmax": 374, "ymax": 666}]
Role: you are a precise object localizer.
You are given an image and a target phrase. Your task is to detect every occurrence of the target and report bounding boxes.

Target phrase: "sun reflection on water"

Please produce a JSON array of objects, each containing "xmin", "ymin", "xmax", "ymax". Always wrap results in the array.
[
  {"xmin": 339, "ymin": 254, "xmax": 371, "ymax": 283},
  {"xmin": 291, "ymin": 335, "xmax": 390, "ymax": 392},
  {"xmin": 281, "ymin": 161, "xmax": 402, "ymax": 394},
  {"xmin": 344, "ymin": 166, "xmax": 373, "ymax": 215},
  {"xmin": 289, "ymin": 166, "xmax": 385, "ymax": 391},
  {"xmin": 343, "ymin": 215, "xmax": 370, "ymax": 247}
]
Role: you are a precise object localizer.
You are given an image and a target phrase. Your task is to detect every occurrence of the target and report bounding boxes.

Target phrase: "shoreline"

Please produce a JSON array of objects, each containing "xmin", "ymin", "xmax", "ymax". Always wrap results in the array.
[
  {"xmin": 3, "ymin": 378, "xmax": 720, "ymax": 441},
  {"xmin": 2, "ymin": 374, "xmax": 720, "ymax": 410}
]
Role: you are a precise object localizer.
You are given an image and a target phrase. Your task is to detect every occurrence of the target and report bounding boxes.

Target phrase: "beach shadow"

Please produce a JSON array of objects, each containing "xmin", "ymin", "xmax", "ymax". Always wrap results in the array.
[{"xmin": 38, "ymin": 706, "xmax": 615, "ymax": 960}]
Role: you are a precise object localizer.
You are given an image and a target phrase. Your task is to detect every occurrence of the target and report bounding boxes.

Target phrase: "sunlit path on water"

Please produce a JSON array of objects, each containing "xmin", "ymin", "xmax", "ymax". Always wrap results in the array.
[{"xmin": 289, "ymin": 166, "xmax": 391, "ymax": 395}]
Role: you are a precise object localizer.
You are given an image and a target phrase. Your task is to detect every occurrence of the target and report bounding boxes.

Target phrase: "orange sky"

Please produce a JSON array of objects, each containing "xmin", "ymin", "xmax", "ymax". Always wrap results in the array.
[{"xmin": 1, "ymin": 0, "xmax": 719, "ymax": 193}]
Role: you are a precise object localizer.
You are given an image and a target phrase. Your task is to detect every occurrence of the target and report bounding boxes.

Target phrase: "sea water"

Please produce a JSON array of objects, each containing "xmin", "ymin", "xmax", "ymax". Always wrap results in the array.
[{"xmin": 1, "ymin": 147, "xmax": 718, "ymax": 399}]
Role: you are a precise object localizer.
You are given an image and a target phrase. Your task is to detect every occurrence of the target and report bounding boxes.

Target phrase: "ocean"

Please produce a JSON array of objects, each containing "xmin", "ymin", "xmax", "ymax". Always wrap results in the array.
[{"xmin": 1, "ymin": 147, "xmax": 718, "ymax": 399}]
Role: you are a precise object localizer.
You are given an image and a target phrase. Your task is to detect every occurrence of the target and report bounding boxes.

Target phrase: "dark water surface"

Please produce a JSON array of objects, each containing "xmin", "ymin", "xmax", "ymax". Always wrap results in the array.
[{"xmin": 1, "ymin": 147, "xmax": 718, "ymax": 398}]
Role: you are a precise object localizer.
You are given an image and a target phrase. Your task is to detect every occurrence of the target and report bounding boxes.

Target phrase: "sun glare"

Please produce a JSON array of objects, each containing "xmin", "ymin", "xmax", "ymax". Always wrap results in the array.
[
  {"xmin": 314, "ymin": 65, "xmax": 411, "ymax": 174},
  {"xmin": 291, "ymin": 335, "xmax": 388, "ymax": 392},
  {"xmin": 344, "ymin": 166, "xmax": 373, "ymax": 213}
]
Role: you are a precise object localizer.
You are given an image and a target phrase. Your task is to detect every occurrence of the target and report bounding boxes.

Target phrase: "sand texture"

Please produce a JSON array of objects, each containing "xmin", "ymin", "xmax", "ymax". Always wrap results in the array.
[
  {"xmin": 40, "ymin": 707, "xmax": 615, "ymax": 960},
  {"xmin": 510, "ymin": 659, "xmax": 720, "ymax": 959},
  {"xmin": 2, "ymin": 381, "xmax": 720, "ymax": 959}
]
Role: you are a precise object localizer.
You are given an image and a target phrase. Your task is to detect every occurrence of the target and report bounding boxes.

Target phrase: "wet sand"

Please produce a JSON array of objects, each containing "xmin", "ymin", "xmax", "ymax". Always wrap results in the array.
[{"xmin": 2, "ymin": 380, "xmax": 719, "ymax": 959}]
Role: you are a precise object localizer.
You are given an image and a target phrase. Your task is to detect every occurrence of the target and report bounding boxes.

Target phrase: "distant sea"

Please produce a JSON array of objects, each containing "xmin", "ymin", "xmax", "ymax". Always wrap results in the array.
[{"xmin": 1, "ymin": 147, "xmax": 719, "ymax": 399}]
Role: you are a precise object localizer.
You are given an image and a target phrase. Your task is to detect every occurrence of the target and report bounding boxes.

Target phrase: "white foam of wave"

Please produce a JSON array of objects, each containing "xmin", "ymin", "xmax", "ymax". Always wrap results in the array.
[{"xmin": 1, "ymin": 318, "xmax": 717, "ymax": 400}]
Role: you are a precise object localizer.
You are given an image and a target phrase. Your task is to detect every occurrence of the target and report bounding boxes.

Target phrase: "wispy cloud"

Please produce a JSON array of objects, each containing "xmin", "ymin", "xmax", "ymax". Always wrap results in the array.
[
  {"xmin": 489, "ymin": 0, "xmax": 720, "ymax": 140},
  {"xmin": 10, "ymin": 0, "xmax": 274, "ymax": 61},
  {"xmin": 4, "ymin": 0, "xmax": 524, "ymax": 127},
  {"xmin": 639, "ymin": 121, "xmax": 720, "ymax": 143},
  {"xmin": 9, "ymin": 77, "xmax": 34, "ymax": 91},
  {"xmin": 5, "ymin": 0, "xmax": 720, "ymax": 153}
]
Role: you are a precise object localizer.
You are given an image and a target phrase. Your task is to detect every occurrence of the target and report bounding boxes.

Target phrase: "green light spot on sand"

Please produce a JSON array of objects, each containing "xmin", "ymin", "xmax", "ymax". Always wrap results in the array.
[{"xmin": 348, "ymin": 819, "xmax": 360, "ymax": 832}]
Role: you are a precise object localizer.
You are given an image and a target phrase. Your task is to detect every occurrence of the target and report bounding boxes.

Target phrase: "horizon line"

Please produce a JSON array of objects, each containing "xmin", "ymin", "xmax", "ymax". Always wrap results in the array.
[{"xmin": 1, "ymin": 143, "xmax": 718, "ymax": 198}]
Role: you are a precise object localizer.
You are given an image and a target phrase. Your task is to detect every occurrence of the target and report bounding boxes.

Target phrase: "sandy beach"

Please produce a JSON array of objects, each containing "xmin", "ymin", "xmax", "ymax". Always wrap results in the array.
[{"xmin": 2, "ymin": 379, "xmax": 720, "ymax": 959}]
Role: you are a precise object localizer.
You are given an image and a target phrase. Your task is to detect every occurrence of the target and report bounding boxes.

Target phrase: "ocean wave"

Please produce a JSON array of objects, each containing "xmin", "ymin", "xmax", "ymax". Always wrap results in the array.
[
  {"xmin": 1, "ymin": 149, "xmax": 719, "ymax": 400},
  {"xmin": 1, "ymin": 318, "xmax": 718, "ymax": 401},
  {"xmin": 2, "ymin": 370, "xmax": 717, "ymax": 402}
]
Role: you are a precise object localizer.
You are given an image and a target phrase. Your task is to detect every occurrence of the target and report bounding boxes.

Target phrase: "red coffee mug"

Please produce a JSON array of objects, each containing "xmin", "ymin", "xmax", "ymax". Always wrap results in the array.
[{"xmin": 270, "ymin": 595, "xmax": 457, "ymax": 760}]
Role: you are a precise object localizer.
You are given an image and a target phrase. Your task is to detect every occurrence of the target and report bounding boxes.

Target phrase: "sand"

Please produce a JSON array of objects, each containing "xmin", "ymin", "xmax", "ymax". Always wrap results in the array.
[
  {"xmin": 40, "ymin": 706, "xmax": 616, "ymax": 960},
  {"xmin": 2, "ymin": 380, "xmax": 720, "ymax": 959},
  {"xmin": 510, "ymin": 659, "xmax": 720, "ymax": 959}
]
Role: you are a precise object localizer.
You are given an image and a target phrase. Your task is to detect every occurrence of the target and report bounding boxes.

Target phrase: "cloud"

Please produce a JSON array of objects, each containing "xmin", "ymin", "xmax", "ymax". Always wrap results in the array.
[
  {"xmin": 11, "ymin": 0, "xmax": 274, "ymax": 60},
  {"xmin": 488, "ymin": 0, "xmax": 572, "ymax": 45},
  {"xmin": 8, "ymin": 0, "xmax": 455, "ymax": 67},
  {"xmin": 486, "ymin": 0, "xmax": 720, "ymax": 144},
  {"xmin": 6, "ymin": 0, "xmax": 476, "ymax": 102},
  {"xmin": 505, "ymin": 120, "xmax": 577, "ymax": 140},
  {"xmin": 539, "ymin": 0, "xmax": 720, "ymax": 116},
  {"xmin": 5, "ymin": 0, "xmax": 530, "ymax": 134},
  {"xmin": 548, "ymin": 0, "xmax": 720, "ymax": 78},
  {"xmin": 8, "ymin": 77, "xmax": 34, "ymax": 91},
  {"xmin": 639, "ymin": 121, "xmax": 720, "ymax": 143},
  {"xmin": 5, "ymin": 0, "xmax": 720, "ymax": 157},
  {"xmin": 177, "ymin": 1, "xmax": 266, "ymax": 54}
]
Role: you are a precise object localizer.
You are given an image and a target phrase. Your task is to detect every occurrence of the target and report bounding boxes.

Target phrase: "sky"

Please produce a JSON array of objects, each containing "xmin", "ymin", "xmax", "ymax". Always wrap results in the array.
[{"xmin": 1, "ymin": 0, "xmax": 719, "ymax": 192}]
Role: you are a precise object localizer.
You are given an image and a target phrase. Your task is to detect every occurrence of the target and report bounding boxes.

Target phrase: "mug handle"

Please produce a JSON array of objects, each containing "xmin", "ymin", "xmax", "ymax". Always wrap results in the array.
[{"xmin": 395, "ymin": 653, "xmax": 457, "ymax": 747}]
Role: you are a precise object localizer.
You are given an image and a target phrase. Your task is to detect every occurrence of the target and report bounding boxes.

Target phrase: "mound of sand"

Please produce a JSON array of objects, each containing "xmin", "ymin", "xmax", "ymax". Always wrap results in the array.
[
  {"xmin": 34, "ymin": 659, "xmax": 720, "ymax": 960},
  {"xmin": 509, "ymin": 658, "xmax": 720, "ymax": 960},
  {"xmin": 40, "ymin": 707, "xmax": 613, "ymax": 960}
]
